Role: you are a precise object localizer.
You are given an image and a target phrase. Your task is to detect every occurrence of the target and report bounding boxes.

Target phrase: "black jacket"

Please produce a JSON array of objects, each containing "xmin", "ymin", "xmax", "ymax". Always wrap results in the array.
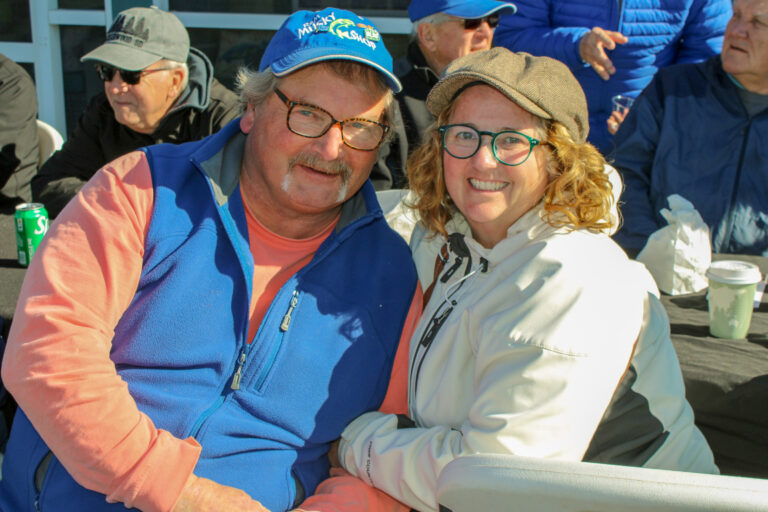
[
  {"xmin": 32, "ymin": 48, "xmax": 241, "ymax": 217},
  {"xmin": 371, "ymin": 42, "xmax": 439, "ymax": 190},
  {"xmin": 0, "ymin": 53, "xmax": 38, "ymax": 206}
]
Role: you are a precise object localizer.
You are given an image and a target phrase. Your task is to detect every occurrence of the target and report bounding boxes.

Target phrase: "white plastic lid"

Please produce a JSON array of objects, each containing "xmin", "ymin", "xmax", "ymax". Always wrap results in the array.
[{"xmin": 706, "ymin": 260, "xmax": 762, "ymax": 285}]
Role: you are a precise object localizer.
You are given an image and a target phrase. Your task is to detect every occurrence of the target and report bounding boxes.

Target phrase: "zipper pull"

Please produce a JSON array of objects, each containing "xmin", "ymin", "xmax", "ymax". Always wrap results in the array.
[
  {"xmin": 231, "ymin": 351, "xmax": 247, "ymax": 390},
  {"xmin": 280, "ymin": 291, "xmax": 299, "ymax": 332},
  {"xmin": 419, "ymin": 306, "xmax": 453, "ymax": 347},
  {"xmin": 440, "ymin": 257, "xmax": 463, "ymax": 283}
]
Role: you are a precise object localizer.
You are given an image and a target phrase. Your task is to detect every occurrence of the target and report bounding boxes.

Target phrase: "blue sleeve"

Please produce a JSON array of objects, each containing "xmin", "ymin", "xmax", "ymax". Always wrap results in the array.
[
  {"xmin": 493, "ymin": 0, "xmax": 590, "ymax": 70},
  {"xmin": 676, "ymin": 0, "xmax": 732, "ymax": 63},
  {"xmin": 610, "ymin": 77, "xmax": 667, "ymax": 251}
]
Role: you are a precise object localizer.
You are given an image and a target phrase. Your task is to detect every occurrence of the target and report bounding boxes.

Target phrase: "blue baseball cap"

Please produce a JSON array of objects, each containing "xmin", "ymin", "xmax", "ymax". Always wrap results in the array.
[
  {"xmin": 259, "ymin": 8, "xmax": 402, "ymax": 93},
  {"xmin": 408, "ymin": 0, "xmax": 517, "ymax": 22}
]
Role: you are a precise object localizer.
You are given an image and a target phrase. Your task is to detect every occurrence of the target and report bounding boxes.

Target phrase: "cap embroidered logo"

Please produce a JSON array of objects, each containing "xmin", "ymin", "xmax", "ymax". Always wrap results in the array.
[
  {"xmin": 329, "ymin": 19, "xmax": 377, "ymax": 50},
  {"xmin": 107, "ymin": 15, "xmax": 150, "ymax": 48}
]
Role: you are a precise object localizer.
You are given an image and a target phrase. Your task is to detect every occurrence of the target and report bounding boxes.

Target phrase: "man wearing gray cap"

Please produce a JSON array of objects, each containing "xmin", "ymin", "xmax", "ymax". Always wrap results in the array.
[
  {"xmin": 374, "ymin": 0, "xmax": 516, "ymax": 190},
  {"xmin": 31, "ymin": 6, "xmax": 240, "ymax": 218}
]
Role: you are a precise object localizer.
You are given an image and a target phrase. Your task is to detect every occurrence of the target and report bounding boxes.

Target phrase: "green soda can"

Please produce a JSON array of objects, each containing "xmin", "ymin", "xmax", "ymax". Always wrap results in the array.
[{"xmin": 15, "ymin": 202, "xmax": 49, "ymax": 267}]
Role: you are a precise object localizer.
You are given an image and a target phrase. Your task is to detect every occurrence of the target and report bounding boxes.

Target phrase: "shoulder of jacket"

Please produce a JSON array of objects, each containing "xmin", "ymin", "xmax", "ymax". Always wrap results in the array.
[{"xmin": 209, "ymin": 78, "xmax": 240, "ymax": 104}]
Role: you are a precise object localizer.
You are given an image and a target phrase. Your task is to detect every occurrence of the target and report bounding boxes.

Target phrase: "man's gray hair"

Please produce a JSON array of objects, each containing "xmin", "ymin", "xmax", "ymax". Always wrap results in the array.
[
  {"xmin": 161, "ymin": 59, "xmax": 189, "ymax": 93},
  {"xmin": 235, "ymin": 64, "xmax": 397, "ymax": 143},
  {"xmin": 236, "ymin": 67, "xmax": 279, "ymax": 109},
  {"xmin": 411, "ymin": 12, "xmax": 455, "ymax": 40}
]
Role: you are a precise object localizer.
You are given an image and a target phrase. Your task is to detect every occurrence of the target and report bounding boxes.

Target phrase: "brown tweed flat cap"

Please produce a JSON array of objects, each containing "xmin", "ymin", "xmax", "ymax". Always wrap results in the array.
[{"xmin": 427, "ymin": 47, "xmax": 589, "ymax": 143}]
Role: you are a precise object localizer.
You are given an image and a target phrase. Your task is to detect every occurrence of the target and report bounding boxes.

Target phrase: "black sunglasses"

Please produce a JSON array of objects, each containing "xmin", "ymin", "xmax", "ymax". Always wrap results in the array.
[
  {"xmin": 96, "ymin": 63, "xmax": 173, "ymax": 85},
  {"xmin": 463, "ymin": 13, "xmax": 500, "ymax": 30}
]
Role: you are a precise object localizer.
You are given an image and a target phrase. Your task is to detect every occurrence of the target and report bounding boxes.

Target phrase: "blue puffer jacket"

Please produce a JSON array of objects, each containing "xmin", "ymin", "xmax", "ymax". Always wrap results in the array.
[
  {"xmin": 0, "ymin": 120, "xmax": 418, "ymax": 511},
  {"xmin": 612, "ymin": 56, "xmax": 768, "ymax": 256},
  {"xmin": 494, "ymin": 0, "xmax": 731, "ymax": 155}
]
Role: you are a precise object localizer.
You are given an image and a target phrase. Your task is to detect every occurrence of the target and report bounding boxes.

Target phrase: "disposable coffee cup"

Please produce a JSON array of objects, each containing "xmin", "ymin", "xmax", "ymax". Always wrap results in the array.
[{"xmin": 706, "ymin": 260, "xmax": 762, "ymax": 339}]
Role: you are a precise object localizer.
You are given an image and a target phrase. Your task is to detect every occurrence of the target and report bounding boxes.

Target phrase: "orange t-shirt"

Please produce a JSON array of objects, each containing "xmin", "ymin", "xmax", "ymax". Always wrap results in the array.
[{"xmin": 243, "ymin": 199, "xmax": 338, "ymax": 344}]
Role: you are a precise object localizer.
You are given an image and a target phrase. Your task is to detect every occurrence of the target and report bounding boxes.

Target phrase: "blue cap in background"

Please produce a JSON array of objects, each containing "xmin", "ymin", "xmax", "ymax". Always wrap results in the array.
[
  {"xmin": 259, "ymin": 8, "xmax": 402, "ymax": 93},
  {"xmin": 407, "ymin": 0, "xmax": 517, "ymax": 22}
]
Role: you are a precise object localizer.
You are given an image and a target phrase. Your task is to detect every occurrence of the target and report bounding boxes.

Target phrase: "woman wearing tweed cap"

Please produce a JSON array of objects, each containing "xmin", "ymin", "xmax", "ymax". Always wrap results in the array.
[{"xmin": 319, "ymin": 47, "xmax": 716, "ymax": 512}]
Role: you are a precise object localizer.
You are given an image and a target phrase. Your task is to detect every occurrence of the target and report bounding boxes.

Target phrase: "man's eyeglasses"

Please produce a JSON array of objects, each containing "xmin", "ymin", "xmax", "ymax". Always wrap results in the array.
[
  {"xmin": 273, "ymin": 88, "xmax": 388, "ymax": 151},
  {"xmin": 439, "ymin": 124, "xmax": 543, "ymax": 166},
  {"xmin": 96, "ymin": 64, "xmax": 174, "ymax": 85},
  {"xmin": 463, "ymin": 13, "xmax": 500, "ymax": 30}
]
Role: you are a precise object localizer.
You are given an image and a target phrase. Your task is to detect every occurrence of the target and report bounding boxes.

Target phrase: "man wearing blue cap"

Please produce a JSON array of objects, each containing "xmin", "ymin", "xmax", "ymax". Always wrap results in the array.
[
  {"xmin": 0, "ymin": 8, "xmax": 419, "ymax": 512},
  {"xmin": 379, "ymin": 0, "xmax": 517, "ymax": 188}
]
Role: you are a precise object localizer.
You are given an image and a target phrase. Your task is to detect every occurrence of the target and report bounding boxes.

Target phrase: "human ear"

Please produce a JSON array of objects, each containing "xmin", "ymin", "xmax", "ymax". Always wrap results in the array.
[
  {"xmin": 168, "ymin": 67, "xmax": 185, "ymax": 98},
  {"xmin": 240, "ymin": 103, "xmax": 256, "ymax": 134},
  {"xmin": 417, "ymin": 22, "xmax": 437, "ymax": 52}
]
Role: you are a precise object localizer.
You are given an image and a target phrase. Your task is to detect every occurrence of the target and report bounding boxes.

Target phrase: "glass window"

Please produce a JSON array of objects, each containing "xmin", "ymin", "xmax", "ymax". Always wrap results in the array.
[
  {"xmin": 171, "ymin": 0, "xmax": 408, "ymax": 15},
  {"xmin": 381, "ymin": 33, "xmax": 408, "ymax": 64},
  {"xmin": 58, "ymin": 0, "xmax": 105, "ymax": 8},
  {"xmin": 0, "ymin": 0, "xmax": 32, "ymax": 42},
  {"xmin": 60, "ymin": 26, "xmax": 108, "ymax": 134},
  {"xmin": 188, "ymin": 28, "xmax": 275, "ymax": 90},
  {"xmin": 298, "ymin": 0, "xmax": 408, "ymax": 17},
  {"xmin": 19, "ymin": 62, "xmax": 34, "ymax": 82},
  {"xmin": 171, "ymin": 1, "xmax": 290, "ymax": 13}
]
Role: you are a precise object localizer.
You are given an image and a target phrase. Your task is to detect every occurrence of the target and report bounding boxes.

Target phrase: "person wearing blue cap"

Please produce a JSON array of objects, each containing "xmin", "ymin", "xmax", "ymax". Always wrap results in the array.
[
  {"xmin": 0, "ymin": 8, "xmax": 420, "ymax": 512},
  {"xmin": 376, "ymin": 0, "xmax": 517, "ymax": 190}
]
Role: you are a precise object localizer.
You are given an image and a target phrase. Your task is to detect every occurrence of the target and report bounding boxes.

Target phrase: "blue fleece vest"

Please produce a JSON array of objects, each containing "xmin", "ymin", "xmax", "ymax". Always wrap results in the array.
[{"xmin": 0, "ymin": 120, "xmax": 417, "ymax": 512}]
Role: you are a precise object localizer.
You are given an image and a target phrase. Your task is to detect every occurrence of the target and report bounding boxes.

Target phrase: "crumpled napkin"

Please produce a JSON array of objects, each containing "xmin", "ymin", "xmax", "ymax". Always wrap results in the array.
[{"xmin": 637, "ymin": 194, "xmax": 711, "ymax": 295}]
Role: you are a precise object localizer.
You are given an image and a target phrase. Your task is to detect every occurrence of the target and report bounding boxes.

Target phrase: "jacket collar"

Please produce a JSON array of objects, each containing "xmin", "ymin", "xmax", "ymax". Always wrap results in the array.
[
  {"xmin": 402, "ymin": 41, "xmax": 440, "ymax": 88},
  {"xmin": 708, "ymin": 55, "xmax": 750, "ymax": 117}
]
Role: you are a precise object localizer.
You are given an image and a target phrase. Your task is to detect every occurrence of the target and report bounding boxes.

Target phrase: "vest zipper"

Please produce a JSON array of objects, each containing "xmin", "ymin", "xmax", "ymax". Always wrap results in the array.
[
  {"xmin": 253, "ymin": 290, "xmax": 299, "ymax": 392},
  {"xmin": 280, "ymin": 290, "xmax": 299, "ymax": 331},
  {"xmin": 230, "ymin": 350, "xmax": 247, "ymax": 390}
]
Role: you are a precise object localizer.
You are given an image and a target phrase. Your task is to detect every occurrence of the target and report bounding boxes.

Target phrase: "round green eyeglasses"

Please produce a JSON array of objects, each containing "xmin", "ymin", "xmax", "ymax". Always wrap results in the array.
[{"xmin": 439, "ymin": 124, "xmax": 543, "ymax": 166}]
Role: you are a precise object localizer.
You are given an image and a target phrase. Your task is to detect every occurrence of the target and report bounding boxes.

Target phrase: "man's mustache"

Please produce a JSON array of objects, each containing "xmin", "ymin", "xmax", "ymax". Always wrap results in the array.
[{"xmin": 289, "ymin": 152, "xmax": 351, "ymax": 181}]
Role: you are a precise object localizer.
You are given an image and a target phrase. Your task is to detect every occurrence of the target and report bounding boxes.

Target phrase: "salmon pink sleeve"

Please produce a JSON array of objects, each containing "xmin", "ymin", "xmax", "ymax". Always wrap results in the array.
[
  {"xmin": 1, "ymin": 151, "xmax": 201, "ymax": 512},
  {"xmin": 296, "ymin": 286, "xmax": 422, "ymax": 512},
  {"xmin": 375, "ymin": 285, "xmax": 421, "ymax": 416}
]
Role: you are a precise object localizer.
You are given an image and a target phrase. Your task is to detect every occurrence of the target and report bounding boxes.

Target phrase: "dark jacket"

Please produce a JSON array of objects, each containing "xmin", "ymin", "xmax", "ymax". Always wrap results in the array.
[
  {"xmin": 371, "ymin": 42, "xmax": 438, "ymax": 190},
  {"xmin": 0, "ymin": 119, "xmax": 418, "ymax": 512},
  {"xmin": 32, "ymin": 48, "xmax": 241, "ymax": 217},
  {"xmin": 0, "ymin": 53, "xmax": 38, "ymax": 206},
  {"xmin": 494, "ymin": 0, "xmax": 731, "ymax": 155},
  {"xmin": 612, "ymin": 56, "xmax": 768, "ymax": 256}
]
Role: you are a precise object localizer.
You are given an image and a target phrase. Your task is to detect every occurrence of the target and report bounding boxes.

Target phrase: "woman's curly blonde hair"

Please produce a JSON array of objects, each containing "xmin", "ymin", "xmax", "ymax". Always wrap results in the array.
[{"xmin": 407, "ymin": 99, "xmax": 616, "ymax": 237}]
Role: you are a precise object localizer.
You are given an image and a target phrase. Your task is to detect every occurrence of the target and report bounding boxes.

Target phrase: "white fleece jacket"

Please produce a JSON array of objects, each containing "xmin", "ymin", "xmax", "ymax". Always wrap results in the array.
[{"xmin": 338, "ymin": 196, "xmax": 716, "ymax": 512}]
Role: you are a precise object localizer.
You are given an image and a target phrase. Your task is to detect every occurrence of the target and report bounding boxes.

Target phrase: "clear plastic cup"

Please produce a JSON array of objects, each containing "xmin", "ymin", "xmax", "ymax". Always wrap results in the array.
[
  {"xmin": 705, "ymin": 261, "xmax": 763, "ymax": 339},
  {"xmin": 612, "ymin": 94, "xmax": 635, "ymax": 113}
]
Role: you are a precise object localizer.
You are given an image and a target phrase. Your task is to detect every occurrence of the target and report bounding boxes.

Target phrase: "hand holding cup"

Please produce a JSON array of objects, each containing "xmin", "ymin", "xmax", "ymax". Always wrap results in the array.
[{"xmin": 607, "ymin": 94, "xmax": 635, "ymax": 134}]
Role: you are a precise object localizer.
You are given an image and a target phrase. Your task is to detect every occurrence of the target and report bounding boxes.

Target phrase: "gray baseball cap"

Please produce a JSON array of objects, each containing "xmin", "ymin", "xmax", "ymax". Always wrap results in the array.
[
  {"xmin": 81, "ymin": 6, "xmax": 189, "ymax": 71},
  {"xmin": 427, "ymin": 47, "xmax": 589, "ymax": 143}
]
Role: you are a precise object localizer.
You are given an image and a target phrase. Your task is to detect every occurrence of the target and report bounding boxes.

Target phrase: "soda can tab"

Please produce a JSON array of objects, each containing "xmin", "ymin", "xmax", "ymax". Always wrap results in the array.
[{"xmin": 14, "ymin": 203, "xmax": 49, "ymax": 267}]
